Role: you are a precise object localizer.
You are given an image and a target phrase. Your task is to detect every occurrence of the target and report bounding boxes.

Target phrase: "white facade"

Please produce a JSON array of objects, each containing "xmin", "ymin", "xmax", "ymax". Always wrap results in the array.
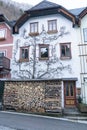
[
  {"xmin": 79, "ymin": 14, "xmax": 87, "ymax": 103},
  {"xmin": 11, "ymin": 13, "xmax": 81, "ymax": 88}
]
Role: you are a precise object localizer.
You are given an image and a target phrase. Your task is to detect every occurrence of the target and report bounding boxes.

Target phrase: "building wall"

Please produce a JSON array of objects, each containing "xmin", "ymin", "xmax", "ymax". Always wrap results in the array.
[
  {"xmin": 3, "ymin": 80, "xmax": 62, "ymax": 113},
  {"xmin": 11, "ymin": 14, "xmax": 81, "ymax": 89},
  {"xmin": 79, "ymin": 14, "xmax": 87, "ymax": 103},
  {"xmin": 0, "ymin": 23, "xmax": 13, "ymax": 59},
  {"xmin": 0, "ymin": 23, "xmax": 13, "ymax": 78}
]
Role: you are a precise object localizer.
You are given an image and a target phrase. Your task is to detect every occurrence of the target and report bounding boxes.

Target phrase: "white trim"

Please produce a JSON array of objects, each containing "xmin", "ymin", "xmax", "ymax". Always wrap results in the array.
[
  {"xmin": 0, "ymin": 44, "xmax": 13, "ymax": 47},
  {"xmin": 61, "ymin": 81, "xmax": 64, "ymax": 108}
]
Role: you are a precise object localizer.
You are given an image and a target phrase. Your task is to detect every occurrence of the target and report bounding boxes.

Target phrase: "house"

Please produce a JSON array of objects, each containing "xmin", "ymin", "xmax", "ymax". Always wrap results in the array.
[
  {"xmin": 75, "ymin": 7, "xmax": 87, "ymax": 104},
  {"xmin": 0, "ymin": 14, "xmax": 13, "ymax": 78},
  {"xmin": 9, "ymin": 0, "xmax": 82, "ymax": 111}
]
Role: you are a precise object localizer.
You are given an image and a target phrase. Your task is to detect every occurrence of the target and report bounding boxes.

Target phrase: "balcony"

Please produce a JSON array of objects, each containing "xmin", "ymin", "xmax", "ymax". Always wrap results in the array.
[{"xmin": 0, "ymin": 56, "xmax": 10, "ymax": 75}]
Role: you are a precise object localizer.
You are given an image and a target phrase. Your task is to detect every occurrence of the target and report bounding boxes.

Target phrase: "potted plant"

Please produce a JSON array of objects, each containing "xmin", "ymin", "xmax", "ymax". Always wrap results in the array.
[{"xmin": 77, "ymin": 96, "xmax": 87, "ymax": 113}]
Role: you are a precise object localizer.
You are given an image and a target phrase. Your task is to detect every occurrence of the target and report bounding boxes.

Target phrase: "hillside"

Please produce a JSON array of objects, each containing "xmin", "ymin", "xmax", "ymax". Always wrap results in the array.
[{"xmin": 0, "ymin": 0, "xmax": 32, "ymax": 21}]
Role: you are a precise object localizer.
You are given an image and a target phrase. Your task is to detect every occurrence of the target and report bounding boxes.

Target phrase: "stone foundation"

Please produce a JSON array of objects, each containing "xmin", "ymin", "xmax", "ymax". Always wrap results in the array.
[{"xmin": 3, "ymin": 79, "xmax": 62, "ymax": 113}]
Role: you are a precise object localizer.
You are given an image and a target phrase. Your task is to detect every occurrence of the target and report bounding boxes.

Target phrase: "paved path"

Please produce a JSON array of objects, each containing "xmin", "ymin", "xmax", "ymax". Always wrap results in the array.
[
  {"xmin": 0, "ymin": 126, "xmax": 16, "ymax": 130},
  {"xmin": 0, "ymin": 111, "xmax": 87, "ymax": 130}
]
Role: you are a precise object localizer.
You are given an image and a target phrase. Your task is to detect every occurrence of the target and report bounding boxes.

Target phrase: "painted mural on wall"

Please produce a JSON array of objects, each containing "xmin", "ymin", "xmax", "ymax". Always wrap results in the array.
[{"xmin": 11, "ymin": 25, "xmax": 72, "ymax": 79}]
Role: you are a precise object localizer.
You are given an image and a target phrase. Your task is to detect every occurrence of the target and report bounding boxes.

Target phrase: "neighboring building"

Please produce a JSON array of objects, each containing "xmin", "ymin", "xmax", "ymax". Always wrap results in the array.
[
  {"xmin": 0, "ymin": 14, "xmax": 13, "ymax": 78},
  {"xmin": 11, "ymin": 0, "xmax": 81, "ymax": 109},
  {"xmin": 76, "ymin": 7, "xmax": 87, "ymax": 104}
]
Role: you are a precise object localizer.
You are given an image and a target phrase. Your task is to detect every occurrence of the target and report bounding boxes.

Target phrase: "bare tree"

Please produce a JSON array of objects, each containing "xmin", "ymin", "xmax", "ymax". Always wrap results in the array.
[{"xmin": 12, "ymin": 25, "xmax": 72, "ymax": 79}]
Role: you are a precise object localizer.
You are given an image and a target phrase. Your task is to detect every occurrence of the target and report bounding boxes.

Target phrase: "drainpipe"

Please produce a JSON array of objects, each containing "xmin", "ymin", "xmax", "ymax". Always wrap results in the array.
[{"xmin": 32, "ymin": 37, "xmax": 36, "ymax": 79}]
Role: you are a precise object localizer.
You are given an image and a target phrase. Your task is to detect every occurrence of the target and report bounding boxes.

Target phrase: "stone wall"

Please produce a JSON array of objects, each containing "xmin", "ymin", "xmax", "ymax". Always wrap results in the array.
[{"xmin": 3, "ymin": 80, "xmax": 62, "ymax": 113}]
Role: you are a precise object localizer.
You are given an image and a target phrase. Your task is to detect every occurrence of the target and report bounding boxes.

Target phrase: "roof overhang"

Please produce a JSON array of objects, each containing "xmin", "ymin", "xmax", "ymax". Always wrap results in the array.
[
  {"xmin": 0, "ymin": 78, "xmax": 78, "ymax": 82},
  {"xmin": 13, "ymin": 6, "xmax": 77, "ymax": 34},
  {"xmin": 79, "ymin": 7, "xmax": 87, "ymax": 19},
  {"xmin": 0, "ymin": 14, "xmax": 12, "ymax": 27}
]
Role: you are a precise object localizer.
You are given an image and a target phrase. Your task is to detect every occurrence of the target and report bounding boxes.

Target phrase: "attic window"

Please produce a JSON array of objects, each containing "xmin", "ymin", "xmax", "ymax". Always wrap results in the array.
[
  {"xmin": 29, "ymin": 22, "xmax": 39, "ymax": 36},
  {"xmin": 0, "ymin": 29, "xmax": 6, "ymax": 40},
  {"xmin": 48, "ymin": 19, "xmax": 58, "ymax": 34}
]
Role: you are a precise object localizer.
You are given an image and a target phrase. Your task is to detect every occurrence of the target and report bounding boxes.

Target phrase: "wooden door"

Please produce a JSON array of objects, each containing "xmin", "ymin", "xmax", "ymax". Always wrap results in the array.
[{"xmin": 64, "ymin": 81, "xmax": 76, "ymax": 107}]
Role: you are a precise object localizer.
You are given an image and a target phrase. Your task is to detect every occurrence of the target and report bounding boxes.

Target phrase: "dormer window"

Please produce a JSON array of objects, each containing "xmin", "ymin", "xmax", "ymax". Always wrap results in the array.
[
  {"xmin": 48, "ymin": 19, "xmax": 57, "ymax": 34},
  {"xmin": 0, "ymin": 28, "xmax": 6, "ymax": 40},
  {"xmin": 29, "ymin": 22, "xmax": 39, "ymax": 36}
]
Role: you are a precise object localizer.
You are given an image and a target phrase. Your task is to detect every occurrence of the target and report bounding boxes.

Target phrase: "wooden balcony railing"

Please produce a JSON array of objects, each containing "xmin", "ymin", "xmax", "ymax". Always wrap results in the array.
[{"xmin": 0, "ymin": 56, "xmax": 10, "ymax": 70}]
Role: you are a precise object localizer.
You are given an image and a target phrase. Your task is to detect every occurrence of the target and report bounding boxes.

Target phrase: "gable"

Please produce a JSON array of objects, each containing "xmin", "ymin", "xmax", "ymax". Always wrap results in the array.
[{"xmin": 13, "ymin": 1, "xmax": 76, "ymax": 34}]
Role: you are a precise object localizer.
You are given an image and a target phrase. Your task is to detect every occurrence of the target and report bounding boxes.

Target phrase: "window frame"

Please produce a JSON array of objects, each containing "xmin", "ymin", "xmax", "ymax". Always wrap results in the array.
[
  {"xmin": 20, "ymin": 46, "xmax": 29, "ymax": 62},
  {"xmin": 48, "ymin": 19, "xmax": 58, "ymax": 34},
  {"xmin": 60, "ymin": 43, "xmax": 71, "ymax": 60},
  {"xmin": 0, "ymin": 50, "xmax": 6, "ymax": 57},
  {"xmin": 39, "ymin": 44, "xmax": 49, "ymax": 60},
  {"xmin": 29, "ymin": 22, "xmax": 39, "ymax": 36},
  {"xmin": 83, "ymin": 28, "xmax": 87, "ymax": 42},
  {"xmin": 0, "ymin": 28, "xmax": 6, "ymax": 40}
]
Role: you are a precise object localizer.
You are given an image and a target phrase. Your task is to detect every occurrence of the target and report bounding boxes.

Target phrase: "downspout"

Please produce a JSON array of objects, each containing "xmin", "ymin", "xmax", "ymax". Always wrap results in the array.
[{"xmin": 32, "ymin": 37, "xmax": 36, "ymax": 79}]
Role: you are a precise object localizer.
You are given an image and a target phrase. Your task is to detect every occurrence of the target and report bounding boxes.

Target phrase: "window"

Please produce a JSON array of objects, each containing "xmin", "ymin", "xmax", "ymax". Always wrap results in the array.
[
  {"xmin": 20, "ymin": 47, "xmax": 29, "ymax": 62},
  {"xmin": 39, "ymin": 44, "xmax": 49, "ymax": 60},
  {"xmin": 60, "ymin": 43, "xmax": 71, "ymax": 59},
  {"xmin": 65, "ymin": 82, "xmax": 74, "ymax": 97},
  {"xmin": 83, "ymin": 28, "xmax": 87, "ymax": 42},
  {"xmin": 0, "ymin": 29, "xmax": 6, "ymax": 40},
  {"xmin": 30, "ymin": 22, "xmax": 39, "ymax": 36},
  {"xmin": 48, "ymin": 19, "xmax": 57, "ymax": 33},
  {"xmin": 0, "ymin": 51, "xmax": 6, "ymax": 57},
  {"xmin": 0, "ymin": 50, "xmax": 6, "ymax": 57}
]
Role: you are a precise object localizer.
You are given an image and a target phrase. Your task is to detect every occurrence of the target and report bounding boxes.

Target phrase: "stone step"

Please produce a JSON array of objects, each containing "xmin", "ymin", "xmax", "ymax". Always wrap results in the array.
[{"xmin": 63, "ymin": 107, "xmax": 80, "ymax": 115}]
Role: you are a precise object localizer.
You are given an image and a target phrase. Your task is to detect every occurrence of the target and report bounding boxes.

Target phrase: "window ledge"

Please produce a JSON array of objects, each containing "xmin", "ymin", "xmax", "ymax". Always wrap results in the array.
[
  {"xmin": 0, "ymin": 38, "xmax": 6, "ymax": 41},
  {"xmin": 39, "ymin": 58, "xmax": 49, "ymax": 61},
  {"xmin": 60, "ymin": 57, "xmax": 71, "ymax": 60},
  {"xmin": 29, "ymin": 32, "xmax": 39, "ymax": 36},
  {"xmin": 19, "ymin": 59, "xmax": 29, "ymax": 62},
  {"xmin": 47, "ymin": 30, "xmax": 58, "ymax": 34}
]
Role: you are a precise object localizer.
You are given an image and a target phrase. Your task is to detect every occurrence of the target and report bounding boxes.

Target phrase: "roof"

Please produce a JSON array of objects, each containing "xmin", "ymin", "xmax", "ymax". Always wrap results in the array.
[
  {"xmin": 0, "ymin": 78, "xmax": 78, "ymax": 82},
  {"xmin": 13, "ymin": 0, "xmax": 77, "ymax": 34},
  {"xmin": 0, "ymin": 14, "xmax": 12, "ymax": 27},
  {"xmin": 27, "ymin": 0, "xmax": 60, "ymax": 11},
  {"xmin": 10, "ymin": 20, "xmax": 16, "ymax": 26},
  {"xmin": 70, "ymin": 7, "xmax": 86, "ymax": 16},
  {"xmin": 79, "ymin": 7, "xmax": 87, "ymax": 18}
]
